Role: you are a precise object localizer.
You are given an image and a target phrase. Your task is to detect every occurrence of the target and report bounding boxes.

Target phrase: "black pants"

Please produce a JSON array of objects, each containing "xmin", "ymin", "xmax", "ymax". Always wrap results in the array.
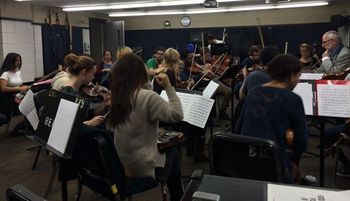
[{"xmin": 155, "ymin": 147, "xmax": 183, "ymax": 201}]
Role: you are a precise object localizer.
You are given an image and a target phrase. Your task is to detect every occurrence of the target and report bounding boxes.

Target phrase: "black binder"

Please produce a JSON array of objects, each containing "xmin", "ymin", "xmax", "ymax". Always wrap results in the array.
[{"xmin": 6, "ymin": 184, "xmax": 46, "ymax": 201}]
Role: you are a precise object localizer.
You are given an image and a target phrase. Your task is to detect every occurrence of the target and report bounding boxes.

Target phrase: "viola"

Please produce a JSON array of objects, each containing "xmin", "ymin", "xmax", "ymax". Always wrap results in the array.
[{"xmin": 210, "ymin": 55, "xmax": 232, "ymax": 77}]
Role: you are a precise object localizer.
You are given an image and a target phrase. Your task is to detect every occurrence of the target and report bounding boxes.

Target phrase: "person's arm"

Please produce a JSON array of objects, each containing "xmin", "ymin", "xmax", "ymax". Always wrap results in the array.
[
  {"xmin": 148, "ymin": 73, "xmax": 183, "ymax": 123},
  {"xmin": 317, "ymin": 48, "xmax": 350, "ymax": 74},
  {"xmin": 0, "ymin": 78, "xmax": 28, "ymax": 93},
  {"xmin": 239, "ymin": 78, "xmax": 248, "ymax": 99}
]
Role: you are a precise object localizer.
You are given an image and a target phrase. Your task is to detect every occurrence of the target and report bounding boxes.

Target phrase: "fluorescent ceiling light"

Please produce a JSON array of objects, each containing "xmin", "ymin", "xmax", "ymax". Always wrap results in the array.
[
  {"xmin": 109, "ymin": 1, "xmax": 329, "ymax": 17},
  {"xmin": 63, "ymin": 0, "xmax": 244, "ymax": 12}
]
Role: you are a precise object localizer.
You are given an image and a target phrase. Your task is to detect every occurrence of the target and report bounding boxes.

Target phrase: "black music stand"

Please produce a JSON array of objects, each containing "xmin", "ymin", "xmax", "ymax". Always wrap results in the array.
[{"xmin": 28, "ymin": 89, "xmax": 88, "ymax": 200}]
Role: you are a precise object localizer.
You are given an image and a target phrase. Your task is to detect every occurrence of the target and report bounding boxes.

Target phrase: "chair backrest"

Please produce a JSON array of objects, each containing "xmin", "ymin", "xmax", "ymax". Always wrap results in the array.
[
  {"xmin": 209, "ymin": 133, "xmax": 286, "ymax": 183},
  {"xmin": 6, "ymin": 184, "xmax": 46, "ymax": 201},
  {"xmin": 74, "ymin": 126, "xmax": 158, "ymax": 200}
]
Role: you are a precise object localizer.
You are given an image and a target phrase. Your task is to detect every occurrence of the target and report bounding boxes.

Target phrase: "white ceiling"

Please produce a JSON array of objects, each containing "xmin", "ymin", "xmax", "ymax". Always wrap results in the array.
[{"xmin": 15, "ymin": 0, "xmax": 334, "ymax": 15}]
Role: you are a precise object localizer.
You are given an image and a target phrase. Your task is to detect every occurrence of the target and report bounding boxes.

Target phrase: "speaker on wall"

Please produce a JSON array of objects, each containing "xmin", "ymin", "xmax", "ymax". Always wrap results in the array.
[{"xmin": 330, "ymin": 14, "xmax": 349, "ymax": 28}]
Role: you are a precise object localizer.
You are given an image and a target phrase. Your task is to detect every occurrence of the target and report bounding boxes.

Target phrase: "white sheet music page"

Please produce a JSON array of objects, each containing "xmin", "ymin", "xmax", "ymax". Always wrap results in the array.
[
  {"xmin": 317, "ymin": 83, "xmax": 350, "ymax": 118},
  {"xmin": 268, "ymin": 184, "xmax": 341, "ymax": 201},
  {"xmin": 160, "ymin": 90, "xmax": 214, "ymax": 128},
  {"xmin": 300, "ymin": 73, "xmax": 324, "ymax": 80},
  {"xmin": 185, "ymin": 96, "xmax": 214, "ymax": 128},
  {"xmin": 293, "ymin": 83, "xmax": 314, "ymax": 115},
  {"xmin": 18, "ymin": 89, "xmax": 39, "ymax": 130},
  {"xmin": 202, "ymin": 80, "xmax": 219, "ymax": 98},
  {"xmin": 47, "ymin": 99, "xmax": 79, "ymax": 154}
]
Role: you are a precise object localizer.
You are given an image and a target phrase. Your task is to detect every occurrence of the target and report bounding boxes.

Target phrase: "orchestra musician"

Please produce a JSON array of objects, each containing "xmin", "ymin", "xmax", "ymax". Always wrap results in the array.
[
  {"xmin": 235, "ymin": 54, "xmax": 309, "ymax": 183},
  {"xmin": 240, "ymin": 45, "xmax": 261, "ymax": 73},
  {"xmin": 94, "ymin": 49, "xmax": 114, "ymax": 88},
  {"xmin": 0, "ymin": 53, "xmax": 30, "ymax": 136},
  {"xmin": 60, "ymin": 53, "xmax": 107, "ymax": 127},
  {"xmin": 299, "ymin": 43, "xmax": 320, "ymax": 71},
  {"xmin": 239, "ymin": 46, "xmax": 281, "ymax": 99},
  {"xmin": 108, "ymin": 53, "xmax": 184, "ymax": 201},
  {"xmin": 147, "ymin": 47, "xmax": 165, "ymax": 80},
  {"xmin": 315, "ymin": 30, "xmax": 350, "ymax": 75},
  {"xmin": 153, "ymin": 48, "xmax": 179, "ymax": 94}
]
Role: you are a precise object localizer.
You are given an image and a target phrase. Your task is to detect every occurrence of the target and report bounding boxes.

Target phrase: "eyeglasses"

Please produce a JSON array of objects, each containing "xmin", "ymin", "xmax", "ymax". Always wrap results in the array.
[{"xmin": 322, "ymin": 39, "xmax": 333, "ymax": 44}]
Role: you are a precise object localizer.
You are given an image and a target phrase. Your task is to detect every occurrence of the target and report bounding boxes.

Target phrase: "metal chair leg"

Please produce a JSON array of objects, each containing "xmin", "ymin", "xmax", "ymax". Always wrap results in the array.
[
  {"xmin": 75, "ymin": 179, "xmax": 83, "ymax": 201},
  {"xmin": 44, "ymin": 160, "xmax": 58, "ymax": 198}
]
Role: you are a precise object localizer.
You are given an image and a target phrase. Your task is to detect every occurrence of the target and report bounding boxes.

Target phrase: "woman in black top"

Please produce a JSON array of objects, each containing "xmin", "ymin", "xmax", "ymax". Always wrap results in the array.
[{"xmin": 236, "ymin": 54, "xmax": 308, "ymax": 183}]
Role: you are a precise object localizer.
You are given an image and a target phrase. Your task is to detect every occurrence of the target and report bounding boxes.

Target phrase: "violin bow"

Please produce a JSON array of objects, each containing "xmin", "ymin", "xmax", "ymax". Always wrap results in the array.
[
  {"xmin": 201, "ymin": 32, "xmax": 206, "ymax": 66},
  {"xmin": 256, "ymin": 18, "xmax": 265, "ymax": 48},
  {"xmin": 190, "ymin": 53, "xmax": 224, "ymax": 90},
  {"xmin": 213, "ymin": 52, "xmax": 227, "ymax": 75},
  {"xmin": 188, "ymin": 43, "xmax": 198, "ymax": 81}
]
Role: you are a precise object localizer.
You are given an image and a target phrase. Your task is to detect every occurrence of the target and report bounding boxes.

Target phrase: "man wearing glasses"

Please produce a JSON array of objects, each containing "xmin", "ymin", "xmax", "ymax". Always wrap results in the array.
[{"xmin": 316, "ymin": 30, "xmax": 350, "ymax": 74}]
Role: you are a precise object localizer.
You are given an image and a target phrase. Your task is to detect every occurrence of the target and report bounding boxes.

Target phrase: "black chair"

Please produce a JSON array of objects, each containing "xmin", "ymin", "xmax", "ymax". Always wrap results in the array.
[
  {"xmin": 209, "ymin": 133, "xmax": 287, "ymax": 183},
  {"xmin": 6, "ymin": 184, "xmax": 46, "ymax": 201},
  {"xmin": 74, "ymin": 128, "xmax": 165, "ymax": 201}
]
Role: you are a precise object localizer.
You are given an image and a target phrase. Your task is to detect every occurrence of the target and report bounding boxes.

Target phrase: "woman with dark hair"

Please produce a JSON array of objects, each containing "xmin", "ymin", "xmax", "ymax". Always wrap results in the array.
[
  {"xmin": 61, "ymin": 53, "xmax": 106, "ymax": 127},
  {"xmin": 108, "ymin": 53, "xmax": 184, "ymax": 201},
  {"xmin": 236, "ymin": 54, "xmax": 308, "ymax": 183},
  {"xmin": 0, "ymin": 53, "xmax": 30, "ymax": 108},
  {"xmin": 299, "ymin": 43, "xmax": 319, "ymax": 71},
  {"xmin": 94, "ymin": 49, "xmax": 113, "ymax": 87}
]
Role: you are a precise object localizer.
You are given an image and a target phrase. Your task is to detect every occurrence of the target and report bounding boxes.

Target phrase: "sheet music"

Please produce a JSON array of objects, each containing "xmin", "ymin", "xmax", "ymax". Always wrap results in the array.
[
  {"xmin": 18, "ymin": 90, "xmax": 39, "ymax": 130},
  {"xmin": 47, "ymin": 99, "xmax": 79, "ymax": 154},
  {"xmin": 300, "ymin": 73, "xmax": 324, "ymax": 80},
  {"xmin": 317, "ymin": 84, "xmax": 350, "ymax": 118},
  {"xmin": 293, "ymin": 83, "xmax": 314, "ymax": 115},
  {"xmin": 160, "ymin": 90, "xmax": 214, "ymax": 128},
  {"xmin": 268, "ymin": 184, "xmax": 345, "ymax": 201},
  {"xmin": 202, "ymin": 80, "xmax": 220, "ymax": 98},
  {"xmin": 185, "ymin": 96, "xmax": 214, "ymax": 128}
]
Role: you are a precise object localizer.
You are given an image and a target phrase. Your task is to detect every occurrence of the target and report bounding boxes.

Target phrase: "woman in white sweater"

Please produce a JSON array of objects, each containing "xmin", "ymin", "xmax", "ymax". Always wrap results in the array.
[{"xmin": 108, "ymin": 53, "xmax": 184, "ymax": 201}]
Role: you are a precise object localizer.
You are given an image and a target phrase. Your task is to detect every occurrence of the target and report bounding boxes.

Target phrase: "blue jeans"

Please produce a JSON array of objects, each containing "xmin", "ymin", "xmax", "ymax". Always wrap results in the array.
[{"xmin": 325, "ymin": 124, "xmax": 345, "ymax": 143}]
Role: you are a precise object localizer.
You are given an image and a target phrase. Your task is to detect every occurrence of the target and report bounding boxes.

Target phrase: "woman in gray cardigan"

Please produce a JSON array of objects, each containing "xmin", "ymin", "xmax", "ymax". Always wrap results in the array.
[{"xmin": 108, "ymin": 53, "xmax": 184, "ymax": 201}]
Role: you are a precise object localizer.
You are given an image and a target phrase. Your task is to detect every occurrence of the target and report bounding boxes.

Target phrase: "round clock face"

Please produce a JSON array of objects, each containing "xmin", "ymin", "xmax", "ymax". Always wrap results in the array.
[{"xmin": 180, "ymin": 16, "xmax": 191, "ymax": 27}]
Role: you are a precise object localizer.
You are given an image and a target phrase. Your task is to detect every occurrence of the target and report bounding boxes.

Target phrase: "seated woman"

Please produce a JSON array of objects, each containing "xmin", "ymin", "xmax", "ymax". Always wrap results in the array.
[
  {"xmin": 108, "ymin": 53, "xmax": 184, "ymax": 201},
  {"xmin": 60, "ymin": 53, "xmax": 106, "ymax": 127},
  {"xmin": 299, "ymin": 43, "xmax": 320, "ymax": 72},
  {"xmin": 153, "ymin": 48, "xmax": 179, "ymax": 94},
  {"xmin": 94, "ymin": 49, "xmax": 113, "ymax": 87},
  {"xmin": 235, "ymin": 54, "xmax": 308, "ymax": 183},
  {"xmin": 0, "ymin": 53, "xmax": 30, "ymax": 135}
]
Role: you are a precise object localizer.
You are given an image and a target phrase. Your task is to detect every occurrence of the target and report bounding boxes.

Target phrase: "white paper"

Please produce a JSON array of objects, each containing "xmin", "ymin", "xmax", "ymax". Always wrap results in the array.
[
  {"xmin": 47, "ymin": 99, "xmax": 79, "ymax": 154},
  {"xmin": 293, "ymin": 83, "xmax": 314, "ymax": 115},
  {"xmin": 268, "ymin": 184, "xmax": 343, "ymax": 201},
  {"xmin": 300, "ymin": 73, "xmax": 324, "ymax": 80},
  {"xmin": 202, "ymin": 80, "xmax": 219, "ymax": 98},
  {"xmin": 160, "ymin": 90, "xmax": 215, "ymax": 128},
  {"xmin": 317, "ymin": 84, "xmax": 350, "ymax": 118},
  {"xmin": 18, "ymin": 90, "xmax": 39, "ymax": 130}
]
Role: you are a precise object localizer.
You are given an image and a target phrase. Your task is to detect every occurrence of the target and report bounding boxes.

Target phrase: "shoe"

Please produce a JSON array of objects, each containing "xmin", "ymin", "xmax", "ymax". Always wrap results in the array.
[
  {"xmin": 336, "ymin": 165, "xmax": 350, "ymax": 178},
  {"xmin": 336, "ymin": 170, "xmax": 350, "ymax": 178}
]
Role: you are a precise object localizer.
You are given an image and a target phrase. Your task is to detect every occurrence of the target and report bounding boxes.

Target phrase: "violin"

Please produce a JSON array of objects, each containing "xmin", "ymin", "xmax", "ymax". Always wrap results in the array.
[
  {"xmin": 80, "ymin": 83, "xmax": 110, "ymax": 102},
  {"xmin": 322, "ymin": 68, "xmax": 350, "ymax": 80}
]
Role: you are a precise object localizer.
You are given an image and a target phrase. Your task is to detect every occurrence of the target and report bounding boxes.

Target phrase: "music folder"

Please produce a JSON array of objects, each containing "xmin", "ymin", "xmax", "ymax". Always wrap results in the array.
[{"xmin": 34, "ymin": 89, "xmax": 88, "ymax": 158}]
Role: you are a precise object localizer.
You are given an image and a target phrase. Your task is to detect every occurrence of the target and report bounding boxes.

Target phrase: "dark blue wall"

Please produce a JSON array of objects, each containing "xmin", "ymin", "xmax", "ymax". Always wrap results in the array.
[{"xmin": 125, "ymin": 23, "xmax": 333, "ymax": 61}]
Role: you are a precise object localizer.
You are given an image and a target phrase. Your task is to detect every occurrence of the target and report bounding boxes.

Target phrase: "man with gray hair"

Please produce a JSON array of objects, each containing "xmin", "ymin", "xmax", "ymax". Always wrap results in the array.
[{"xmin": 316, "ymin": 30, "xmax": 350, "ymax": 74}]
